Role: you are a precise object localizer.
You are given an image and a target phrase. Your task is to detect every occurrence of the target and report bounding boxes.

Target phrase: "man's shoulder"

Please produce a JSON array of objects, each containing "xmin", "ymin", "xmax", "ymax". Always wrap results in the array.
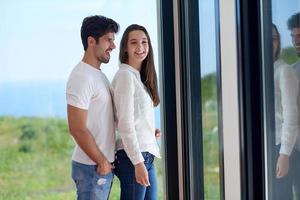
[
  {"xmin": 69, "ymin": 62, "xmax": 101, "ymax": 81},
  {"xmin": 67, "ymin": 67, "xmax": 97, "ymax": 91}
]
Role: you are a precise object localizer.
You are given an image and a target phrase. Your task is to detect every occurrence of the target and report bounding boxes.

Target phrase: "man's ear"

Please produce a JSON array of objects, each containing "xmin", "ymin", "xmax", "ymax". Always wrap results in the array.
[{"xmin": 87, "ymin": 36, "xmax": 96, "ymax": 47}]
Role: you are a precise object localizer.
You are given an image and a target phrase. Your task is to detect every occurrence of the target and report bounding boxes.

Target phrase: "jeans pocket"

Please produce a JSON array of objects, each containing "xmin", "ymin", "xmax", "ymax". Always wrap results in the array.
[
  {"xmin": 143, "ymin": 152, "xmax": 154, "ymax": 165},
  {"xmin": 90, "ymin": 172, "xmax": 113, "ymax": 200},
  {"xmin": 72, "ymin": 163, "xmax": 93, "ymax": 194},
  {"xmin": 94, "ymin": 172, "xmax": 113, "ymax": 188}
]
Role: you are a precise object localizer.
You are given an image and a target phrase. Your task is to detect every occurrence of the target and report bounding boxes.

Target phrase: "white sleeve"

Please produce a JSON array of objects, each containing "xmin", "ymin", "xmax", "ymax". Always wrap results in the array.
[
  {"xmin": 279, "ymin": 66, "xmax": 299, "ymax": 156},
  {"xmin": 112, "ymin": 71, "xmax": 144, "ymax": 165},
  {"xmin": 66, "ymin": 75, "xmax": 93, "ymax": 110}
]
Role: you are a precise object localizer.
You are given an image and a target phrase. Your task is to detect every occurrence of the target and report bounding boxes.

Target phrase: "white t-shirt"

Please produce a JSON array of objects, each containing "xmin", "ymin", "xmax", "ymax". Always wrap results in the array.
[
  {"xmin": 66, "ymin": 61, "xmax": 115, "ymax": 164},
  {"xmin": 111, "ymin": 63, "xmax": 161, "ymax": 165}
]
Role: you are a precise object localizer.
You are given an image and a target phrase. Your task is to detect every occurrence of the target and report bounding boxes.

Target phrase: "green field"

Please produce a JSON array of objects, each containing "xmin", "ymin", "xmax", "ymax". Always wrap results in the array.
[
  {"xmin": 0, "ymin": 74, "xmax": 221, "ymax": 199},
  {"xmin": 0, "ymin": 116, "xmax": 165, "ymax": 200},
  {"xmin": 0, "ymin": 112, "xmax": 220, "ymax": 200}
]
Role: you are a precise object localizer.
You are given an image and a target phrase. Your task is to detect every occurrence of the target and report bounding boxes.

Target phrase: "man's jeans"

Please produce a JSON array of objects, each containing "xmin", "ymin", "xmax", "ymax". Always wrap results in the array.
[
  {"xmin": 114, "ymin": 150, "xmax": 158, "ymax": 200},
  {"xmin": 72, "ymin": 161, "xmax": 113, "ymax": 200}
]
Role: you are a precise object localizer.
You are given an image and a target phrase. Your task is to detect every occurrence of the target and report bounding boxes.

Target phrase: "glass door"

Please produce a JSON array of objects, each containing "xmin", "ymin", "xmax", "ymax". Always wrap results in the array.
[{"xmin": 263, "ymin": 0, "xmax": 300, "ymax": 199}]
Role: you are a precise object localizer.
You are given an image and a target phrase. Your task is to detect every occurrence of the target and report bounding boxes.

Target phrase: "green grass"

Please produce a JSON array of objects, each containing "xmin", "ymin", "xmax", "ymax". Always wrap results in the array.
[
  {"xmin": 281, "ymin": 46, "xmax": 300, "ymax": 65},
  {"xmin": 0, "ymin": 116, "xmax": 75, "ymax": 199},
  {"xmin": 202, "ymin": 74, "xmax": 221, "ymax": 200},
  {"xmin": 0, "ymin": 112, "xmax": 219, "ymax": 199},
  {"xmin": 202, "ymin": 111, "xmax": 220, "ymax": 200},
  {"xmin": 0, "ymin": 116, "xmax": 164, "ymax": 200}
]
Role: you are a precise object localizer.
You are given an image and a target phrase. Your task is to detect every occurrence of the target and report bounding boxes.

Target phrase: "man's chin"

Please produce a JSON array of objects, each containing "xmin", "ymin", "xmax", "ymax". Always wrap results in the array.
[{"xmin": 100, "ymin": 57, "xmax": 110, "ymax": 64}]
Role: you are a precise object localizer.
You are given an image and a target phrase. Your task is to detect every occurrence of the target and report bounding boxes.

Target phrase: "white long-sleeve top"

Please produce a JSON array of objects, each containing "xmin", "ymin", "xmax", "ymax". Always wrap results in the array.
[
  {"xmin": 111, "ymin": 63, "xmax": 161, "ymax": 165},
  {"xmin": 291, "ymin": 61, "xmax": 300, "ymax": 151},
  {"xmin": 274, "ymin": 59, "xmax": 299, "ymax": 156}
]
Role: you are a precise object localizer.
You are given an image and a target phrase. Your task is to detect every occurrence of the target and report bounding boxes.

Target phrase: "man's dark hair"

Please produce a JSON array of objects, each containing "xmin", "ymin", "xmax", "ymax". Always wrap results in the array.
[
  {"xmin": 81, "ymin": 15, "xmax": 119, "ymax": 51},
  {"xmin": 287, "ymin": 12, "xmax": 300, "ymax": 31}
]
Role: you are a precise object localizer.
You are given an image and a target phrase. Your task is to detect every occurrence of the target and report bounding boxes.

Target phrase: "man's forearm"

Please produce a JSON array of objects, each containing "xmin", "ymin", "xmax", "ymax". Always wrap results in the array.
[{"xmin": 71, "ymin": 128, "xmax": 107, "ymax": 165}]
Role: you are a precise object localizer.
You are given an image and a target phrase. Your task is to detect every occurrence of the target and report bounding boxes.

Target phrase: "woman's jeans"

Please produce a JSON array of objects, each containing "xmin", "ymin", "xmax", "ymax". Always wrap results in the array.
[
  {"xmin": 71, "ymin": 161, "xmax": 113, "ymax": 200},
  {"xmin": 114, "ymin": 150, "xmax": 158, "ymax": 200},
  {"xmin": 273, "ymin": 144, "xmax": 300, "ymax": 200}
]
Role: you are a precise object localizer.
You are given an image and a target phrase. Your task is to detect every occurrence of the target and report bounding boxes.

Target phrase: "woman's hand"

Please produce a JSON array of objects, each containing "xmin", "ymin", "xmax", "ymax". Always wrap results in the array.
[
  {"xmin": 155, "ymin": 128, "xmax": 161, "ymax": 139},
  {"xmin": 276, "ymin": 154, "xmax": 289, "ymax": 178},
  {"xmin": 134, "ymin": 162, "xmax": 150, "ymax": 187}
]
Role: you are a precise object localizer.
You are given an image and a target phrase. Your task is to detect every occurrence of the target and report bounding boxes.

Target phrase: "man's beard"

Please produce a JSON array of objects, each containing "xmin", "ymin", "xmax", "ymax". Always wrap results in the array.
[
  {"xmin": 98, "ymin": 55, "xmax": 110, "ymax": 64},
  {"xmin": 99, "ymin": 57, "xmax": 110, "ymax": 64}
]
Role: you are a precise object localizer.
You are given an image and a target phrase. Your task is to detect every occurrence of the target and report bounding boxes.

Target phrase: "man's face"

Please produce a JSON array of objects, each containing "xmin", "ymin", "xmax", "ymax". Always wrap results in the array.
[
  {"xmin": 94, "ymin": 32, "xmax": 116, "ymax": 64},
  {"xmin": 291, "ymin": 27, "xmax": 300, "ymax": 56}
]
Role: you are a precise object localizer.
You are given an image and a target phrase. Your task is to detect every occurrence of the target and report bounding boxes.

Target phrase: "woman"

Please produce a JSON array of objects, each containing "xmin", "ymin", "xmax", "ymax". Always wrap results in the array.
[
  {"xmin": 273, "ymin": 23, "xmax": 299, "ymax": 200},
  {"xmin": 111, "ymin": 24, "xmax": 161, "ymax": 200}
]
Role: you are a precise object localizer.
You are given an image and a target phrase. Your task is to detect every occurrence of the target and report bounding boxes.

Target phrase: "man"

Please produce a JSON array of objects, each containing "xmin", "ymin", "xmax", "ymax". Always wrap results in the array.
[
  {"xmin": 287, "ymin": 12, "xmax": 300, "ymax": 200},
  {"xmin": 288, "ymin": 12, "xmax": 300, "ymax": 71},
  {"xmin": 66, "ymin": 15, "xmax": 119, "ymax": 200}
]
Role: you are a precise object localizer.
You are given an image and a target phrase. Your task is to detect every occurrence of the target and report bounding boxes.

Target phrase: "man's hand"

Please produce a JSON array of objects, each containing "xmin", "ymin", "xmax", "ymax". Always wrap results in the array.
[
  {"xmin": 68, "ymin": 105, "xmax": 112, "ymax": 175},
  {"xmin": 134, "ymin": 162, "xmax": 150, "ymax": 187},
  {"xmin": 276, "ymin": 154, "xmax": 289, "ymax": 178},
  {"xmin": 97, "ymin": 158, "xmax": 114, "ymax": 176}
]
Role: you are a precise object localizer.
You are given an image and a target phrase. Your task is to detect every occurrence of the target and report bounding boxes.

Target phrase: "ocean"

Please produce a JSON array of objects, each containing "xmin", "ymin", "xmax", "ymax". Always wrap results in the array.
[{"xmin": 0, "ymin": 80, "xmax": 161, "ymax": 127}]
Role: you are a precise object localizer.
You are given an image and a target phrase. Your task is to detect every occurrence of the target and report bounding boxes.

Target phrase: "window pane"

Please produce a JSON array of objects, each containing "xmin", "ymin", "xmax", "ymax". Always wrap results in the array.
[
  {"xmin": 265, "ymin": 0, "xmax": 300, "ymax": 199},
  {"xmin": 0, "ymin": 1, "xmax": 162, "ymax": 199},
  {"xmin": 199, "ymin": 0, "xmax": 221, "ymax": 199}
]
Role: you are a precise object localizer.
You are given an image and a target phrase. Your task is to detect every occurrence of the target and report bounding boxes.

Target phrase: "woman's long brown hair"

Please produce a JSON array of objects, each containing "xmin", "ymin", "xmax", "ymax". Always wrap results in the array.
[
  {"xmin": 119, "ymin": 24, "xmax": 160, "ymax": 106},
  {"xmin": 272, "ymin": 23, "xmax": 281, "ymax": 61}
]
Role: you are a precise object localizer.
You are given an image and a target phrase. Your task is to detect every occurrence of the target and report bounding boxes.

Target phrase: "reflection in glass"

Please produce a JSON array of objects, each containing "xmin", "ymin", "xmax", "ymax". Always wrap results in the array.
[
  {"xmin": 267, "ymin": 1, "xmax": 300, "ymax": 199},
  {"xmin": 0, "ymin": 1, "xmax": 161, "ymax": 199},
  {"xmin": 272, "ymin": 23, "xmax": 299, "ymax": 200},
  {"xmin": 199, "ymin": 0, "xmax": 221, "ymax": 199}
]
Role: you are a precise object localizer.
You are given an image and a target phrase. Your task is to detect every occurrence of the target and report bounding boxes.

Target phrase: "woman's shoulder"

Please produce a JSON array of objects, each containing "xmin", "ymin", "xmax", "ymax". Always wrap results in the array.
[
  {"xmin": 276, "ymin": 60, "xmax": 298, "ymax": 81},
  {"xmin": 275, "ymin": 59, "xmax": 292, "ymax": 72},
  {"xmin": 275, "ymin": 59, "xmax": 289, "ymax": 67},
  {"xmin": 112, "ymin": 64, "xmax": 136, "ymax": 85},
  {"xmin": 115, "ymin": 67, "xmax": 134, "ymax": 78},
  {"xmin": 115, "ymin": 64, "xmax": 139, "ymax": 78}
]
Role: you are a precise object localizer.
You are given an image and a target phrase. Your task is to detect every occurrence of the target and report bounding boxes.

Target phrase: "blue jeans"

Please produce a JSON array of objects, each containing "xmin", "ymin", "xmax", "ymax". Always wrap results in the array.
[
  {"xmin": 291, "ymin": 149, "xmax": 300, "ymax": 200},
  {"xmin": 114, "ymin": 150, "xmax": 158, "ymax": 200},
  {"xmin": 273, "ymin": 144, "xmax": 300, "ymax": 200},
  {"xmin": 71, "ymin": 161, "xmax": 113, "ymax": 200}
]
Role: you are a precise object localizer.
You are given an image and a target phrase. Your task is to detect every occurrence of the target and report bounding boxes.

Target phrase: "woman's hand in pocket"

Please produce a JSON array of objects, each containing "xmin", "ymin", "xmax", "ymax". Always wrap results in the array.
[{"xmin": 155, "ymin": 128, "xmax": 161, "ymax": 139}]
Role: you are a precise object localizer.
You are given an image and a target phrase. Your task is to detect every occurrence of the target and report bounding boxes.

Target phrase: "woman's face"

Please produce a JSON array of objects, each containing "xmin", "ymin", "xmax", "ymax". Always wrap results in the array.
[
  {"xmin": 272, "ymin": 27, "xmax": 279, "ymax": 62},
  {"xmin": 126, "ymin": 30, "xmax": 149, "ymax": 64}
]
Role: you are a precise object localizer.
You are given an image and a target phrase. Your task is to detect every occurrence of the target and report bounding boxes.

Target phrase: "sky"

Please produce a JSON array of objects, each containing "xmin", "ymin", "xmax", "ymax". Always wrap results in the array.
[
  {"xmin": 0, "ymin": 0, "xmax": 219, "ymax": 119},
  {"xmin": 1, "ymin": 0, "xmax": 299, "ymax": 83},
  {"xmin": 199, "ymin": 0, "xmax": 217, "ymax": 76},
  {"xmin": 0, "ymin": 0, "xmax": 222, "ymax": 85},
  {"xmin": 1, "ymin": 0, "xmax": 298, "ymax": 118},
  {"xmin": 1, "ymin": 3, "xmax": 296, "ymax": 82},
  {"xmin": 0, "ymin": 0, "xmax": 159, "ymax": 82},
  {"xmin": 272, "ymin": 0, "xmax": 300, "ymax": 48}
]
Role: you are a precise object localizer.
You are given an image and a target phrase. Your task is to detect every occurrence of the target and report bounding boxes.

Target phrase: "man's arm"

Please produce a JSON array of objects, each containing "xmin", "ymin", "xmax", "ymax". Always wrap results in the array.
[{"xmin": 67, "ymin": 104, "xmax": 112, "ymax": 175}]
